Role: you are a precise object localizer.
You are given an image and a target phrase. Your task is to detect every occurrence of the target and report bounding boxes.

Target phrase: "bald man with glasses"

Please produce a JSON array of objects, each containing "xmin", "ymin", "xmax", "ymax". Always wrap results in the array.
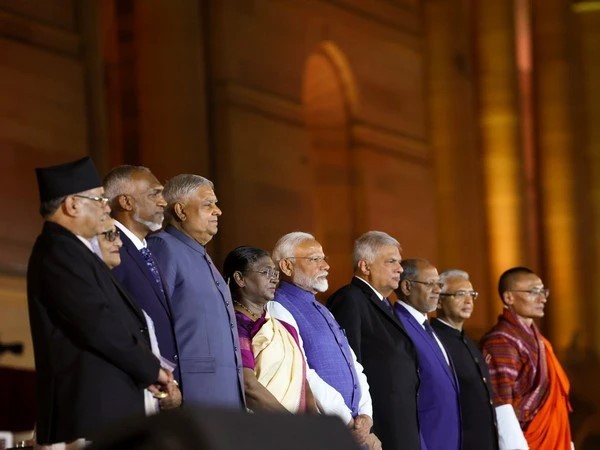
[
  {"xmin": 431, "ymin": 270, "xmax": 499, "ymax": 450},
  {"xmin": 480, "ymin": 267, "xmax": 573, "ymax": 450}
]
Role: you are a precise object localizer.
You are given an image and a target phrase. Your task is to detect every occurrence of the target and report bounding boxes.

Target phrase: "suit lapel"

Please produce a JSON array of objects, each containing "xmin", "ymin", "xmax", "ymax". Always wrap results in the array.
[
  {"xmin": 351, "ymin": 277, "xmax": 411, "ymax": 338},
  {"xmin": 121, "ymin": 234, "xmax": 172, "ymax": 319},
  {"xmin": 45, "ymin": 222, "xmax": 148, "ymax": 326},
  {"xmin": 397, "ymin": 305, "xmax": 458, "ymax": 389}
]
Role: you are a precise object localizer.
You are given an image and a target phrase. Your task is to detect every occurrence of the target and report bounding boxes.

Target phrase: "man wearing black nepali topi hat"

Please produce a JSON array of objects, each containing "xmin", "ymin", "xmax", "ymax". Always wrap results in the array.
[{"xmin": 28, "ymin": 156, "xmax": 173, "ymax": 448}]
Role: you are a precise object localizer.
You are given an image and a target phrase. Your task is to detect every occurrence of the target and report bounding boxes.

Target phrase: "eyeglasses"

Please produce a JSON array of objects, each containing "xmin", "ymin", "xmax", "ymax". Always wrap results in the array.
[
  {"xmin": 247, "ymin": 268, "xmax": 280, "ymax": 279},
  {"xmin": 408, "ymin": 279, "xmax": 444, "ymax": 290},
  {"xmin": 287, "ymin": 256, "xmax": 328, "ymax": 264},
  {"xmin": 509, "ymin": 288, "xmax": 550, "ymax": 298},
  {"xmin": 74, "ymin": 194, "xmax": 110, "ymax": 206},
  {"xmin": 101, "ymin": 229, "xmax": 120, "ymax": 242},
  {"xmin": 439, "ymin": 290, "xmax": 479, "ymax": 300}
]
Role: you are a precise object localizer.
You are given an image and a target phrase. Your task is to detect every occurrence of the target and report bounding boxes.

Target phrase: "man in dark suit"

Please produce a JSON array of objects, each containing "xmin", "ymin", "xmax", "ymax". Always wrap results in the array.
[
  {"xmin": 103, "ymin": 165, "xmax": 180, "ymax": 382},
  {"xmin": 431, "ymin": 269, "xmax": 498, "ymax": 450},
  {"xmin": 148, "ymin": 174, "xmax": 245, "ymax": 409},
  {"xmin": 395, "ymin": 258, "xmax": 461, "ymax": 450},
  {"xmin": 28, "ymin": 157, "xmax": 171, "ymax": 447},
  {"xmin": 328, "ymin": 231, "xmax": 422, "ymax": 450}
]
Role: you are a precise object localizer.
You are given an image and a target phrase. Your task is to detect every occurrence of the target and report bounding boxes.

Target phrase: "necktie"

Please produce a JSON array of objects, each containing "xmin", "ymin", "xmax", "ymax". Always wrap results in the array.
[
  {"xmin": 140, "ymin": 247, "xmax": 165, "ymax": 296},
  {"xmin": 423, "ymin": 320, "xmax": 437, "ymax": 339},
  {"xmin": 382, "ymin": 298, "xmax": 394, "ymax": 314},
  {"xmin": 424, "ymin": 320, "xmax": 451, "ymax": 368}
]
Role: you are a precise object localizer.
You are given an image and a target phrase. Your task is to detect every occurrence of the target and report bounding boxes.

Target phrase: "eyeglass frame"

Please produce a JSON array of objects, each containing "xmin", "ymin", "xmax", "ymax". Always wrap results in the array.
[
  {"xmin": 73, "ymin": 194, "xmax": 110, "ymax": 206},
  {"xmin": 100, "ymin": 229, "xmax": 121, "ymax": 242},
  {"xmin": 407, "ymin": 279, "xmax": 444, "ymax": 290},
  {"xmin": 245, "ymin": 268, "xmax": 280, "ymax": 280},
  {"xmin": 508, "ymin": 288, "xmax": 550, "ymax": 298},
  {"xmin": 439, "ymin": 290, "xmax": 479, "ymax": 300},
  {"xmin": 285, "ymin": 255, "xmax": 329, "ymax": 264}
]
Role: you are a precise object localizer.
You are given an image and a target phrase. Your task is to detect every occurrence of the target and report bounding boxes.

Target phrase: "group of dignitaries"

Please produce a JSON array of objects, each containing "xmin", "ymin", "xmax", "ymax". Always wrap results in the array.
[{"xmin": 28, "ymin": 156, "xmax": 573, "ymax": 449}]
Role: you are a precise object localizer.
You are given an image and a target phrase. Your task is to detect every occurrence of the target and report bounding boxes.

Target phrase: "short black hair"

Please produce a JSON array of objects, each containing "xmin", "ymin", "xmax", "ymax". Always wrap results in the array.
[
  {"xmin": 39, "ymin": 196, "xmax": 66, "ymax": 218},
  {"xmin": 223, "ymin": 246, "xmax": 270, "ymax": 294},
  {"xmin": 498, "ymin": 266, "xmax": 536, "ymax": 298}
]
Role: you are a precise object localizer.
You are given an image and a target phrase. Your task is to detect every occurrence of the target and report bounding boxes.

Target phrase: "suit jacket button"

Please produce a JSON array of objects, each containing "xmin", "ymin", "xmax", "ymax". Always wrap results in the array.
[
  {"xmin": 174, "ymin": 354, "xmax": 179, "ymax": 360},
  {"xmin": 216, "ymin": 281, "xmax": 220, "ymax": 286}
]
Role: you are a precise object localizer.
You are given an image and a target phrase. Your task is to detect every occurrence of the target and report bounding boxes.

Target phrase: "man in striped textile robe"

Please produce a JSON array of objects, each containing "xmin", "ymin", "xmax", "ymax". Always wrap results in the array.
[{"xmin": 480, "ymin": 267, "xmax": 573, "ymax": 450}]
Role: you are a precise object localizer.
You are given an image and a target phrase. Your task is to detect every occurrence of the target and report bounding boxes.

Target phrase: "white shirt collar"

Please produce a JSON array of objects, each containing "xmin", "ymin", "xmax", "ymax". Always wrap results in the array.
[
  {"xmin": 114, "ymin": 219, "xmax": 146, "ymax": 250},
  {"xmin": 353, "ymin": 276, "xmax": 384, "ymax": 301},
  {"xmin": 76, "ymin": 235, "xmax": 95, "ymax": 253},
  {"xmin": 398, "ymin": 301, "xmax": 428, "ymax": 325}
]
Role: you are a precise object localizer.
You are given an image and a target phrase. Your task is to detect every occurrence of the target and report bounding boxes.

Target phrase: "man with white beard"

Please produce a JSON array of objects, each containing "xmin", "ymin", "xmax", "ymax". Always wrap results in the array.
[
  {"xmin": 268, "ymin": 232, "xmax": 380, "ymax": 450},
  {"xmin": 103, "ymin": 166, "xmax": 180, "ymax": 383}
]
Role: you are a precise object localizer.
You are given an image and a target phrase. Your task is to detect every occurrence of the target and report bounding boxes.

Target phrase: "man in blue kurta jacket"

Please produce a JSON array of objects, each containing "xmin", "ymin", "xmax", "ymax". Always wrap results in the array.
[
  {"xmin": 267, "ymin": 232, "xmax": 379, "ymax": 449},
  {"xmin": 148, "ymin": 174, "xmax": 244, "ymax": 408},
  {"xmin": 395, "ymin": 258, "xmax": 462, "ymax": 450}
]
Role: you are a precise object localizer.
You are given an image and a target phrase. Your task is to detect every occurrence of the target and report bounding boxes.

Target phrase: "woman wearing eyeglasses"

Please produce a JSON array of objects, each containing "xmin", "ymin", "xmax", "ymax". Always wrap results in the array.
[
  {"xmin": 97, "ymin": 219, "xmax": 182, "ymax": 411},
  {"xmin": 223, "ymin": 246, "xmax": 318, "ymax": 414},
  {"xmin": 97, "ymin": 220, "xmax": 123, "ymax": 269}
]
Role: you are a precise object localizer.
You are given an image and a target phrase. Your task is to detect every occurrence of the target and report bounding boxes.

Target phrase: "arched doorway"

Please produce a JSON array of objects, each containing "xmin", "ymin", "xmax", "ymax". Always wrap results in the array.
[{"xmin": 302, "ymin": 41, "xmax": 359, "ymax": 293}]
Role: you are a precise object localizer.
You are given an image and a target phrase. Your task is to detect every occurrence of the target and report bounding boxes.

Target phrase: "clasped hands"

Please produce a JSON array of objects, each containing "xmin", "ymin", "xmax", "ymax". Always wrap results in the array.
[
  {"xmin": 147, "ymin": 367, "xmax": 182, "ymax": 410},
  {"xmin": 348, "ymin": 414, "xmax": 381, "ymax": 450}
]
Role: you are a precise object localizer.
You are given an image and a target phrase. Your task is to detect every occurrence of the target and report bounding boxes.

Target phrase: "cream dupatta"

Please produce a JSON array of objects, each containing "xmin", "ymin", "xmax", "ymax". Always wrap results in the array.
[{"xmin": 252, "ymin": 311, "xmax": 306, "ymax": 412}]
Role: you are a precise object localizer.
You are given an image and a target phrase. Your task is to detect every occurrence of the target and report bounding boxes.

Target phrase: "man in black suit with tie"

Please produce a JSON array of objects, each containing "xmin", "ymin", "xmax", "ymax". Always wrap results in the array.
[
  {"xmin": 28, "ymin": 157, "xmax": 171, "ymax": 447},
  {"xmin": 103, "ymin": 165, "xmax": 180, "ymax": 383},
  {"xmin": 328, "ymin": 231, "xmax": 422, "ymax": 450}
]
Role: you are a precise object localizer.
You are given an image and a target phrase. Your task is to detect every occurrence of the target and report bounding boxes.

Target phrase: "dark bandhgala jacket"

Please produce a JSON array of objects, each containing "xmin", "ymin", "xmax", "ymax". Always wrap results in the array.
[
  {"xmin": 112, "ymin": 230, "xmax": 180, "ymax": 382},
  {"xmin": 328, "ymin": 277, "xmax": 422, "ymax": 450},
  {"xmin": 431, "ymin": 318, "xmax": 499, "ymax": 450},
  {"xmin": 27, "ymin": 221, "xmax": 160, "ymax": 445}
]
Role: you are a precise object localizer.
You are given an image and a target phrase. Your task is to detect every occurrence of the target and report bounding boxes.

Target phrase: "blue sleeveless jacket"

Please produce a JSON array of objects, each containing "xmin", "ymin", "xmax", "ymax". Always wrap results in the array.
[{"xmin": 274, "ymin": 281, "xmax": 360, "ymax": 415}]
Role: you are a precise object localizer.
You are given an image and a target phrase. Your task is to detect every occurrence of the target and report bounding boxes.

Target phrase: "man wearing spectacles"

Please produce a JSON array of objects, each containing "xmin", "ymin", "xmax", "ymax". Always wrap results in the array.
[
  {"xmin": 431, "ymin": 270, "xmax": 499, "ymax": 450},
  {"xmin": 104, "ymin": 166, "xmax": 181, "ymax": 386},
  {"xmin": 394, "ymin": 258, "xmax": 461, "ymax": 450},
  {"xmin": 480, "ymin": 267, "xmax": 573, "ymax": 450},
  {"xmin": 268, "ymin": 232, "xmax": 381, "ymax": 450},
  {"xmin": 28, "ymin": 157, "xmax": 171, "ymax": 447},
  {"xmin": 147, "ymin": 174, "xmax": 245, "ymax": 410},
  {"xmin": 328, "ymin": 231, "xmax": 421, "ymax": 450}
]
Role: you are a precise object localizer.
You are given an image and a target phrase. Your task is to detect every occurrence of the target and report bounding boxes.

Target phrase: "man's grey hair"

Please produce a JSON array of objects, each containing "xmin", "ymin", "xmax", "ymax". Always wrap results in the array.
[
  {"xmin": 439, "ymin": 269, "xmax": 470, "ymax": 288},
  {"xmin": 163, "ymin": 174, "xmax": 214, "ymax": 205},
  {"xmin": 39, "ymin": 196, "xmax": 66, "ymax": 218},
  {"xmin": 103, "ymin": 165, "xmax": 151, "ymax": 201},
  {"xmin": 272, "ymin": 232, "xmax": 316, "ymax": 262},
  {"xmin": 353, "ymin": 231, "xmax": 401, "ymax": 269}
]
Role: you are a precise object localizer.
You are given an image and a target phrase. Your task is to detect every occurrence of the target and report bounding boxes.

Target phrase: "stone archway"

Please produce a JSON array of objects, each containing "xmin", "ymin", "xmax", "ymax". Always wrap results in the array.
[{"xmin": 302, "ymin": 41, "xmax": 359, "ymax": 293}]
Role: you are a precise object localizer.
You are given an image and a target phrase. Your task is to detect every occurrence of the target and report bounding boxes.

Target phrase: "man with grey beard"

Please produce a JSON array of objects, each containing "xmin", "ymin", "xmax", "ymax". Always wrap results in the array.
[
  {"xmin": 103, "ymin": 166, "xmax": 180, "ymax": 383},
  {"xmin": 268, "ymin": 232, "xmax": 380, "ymax": 450}
]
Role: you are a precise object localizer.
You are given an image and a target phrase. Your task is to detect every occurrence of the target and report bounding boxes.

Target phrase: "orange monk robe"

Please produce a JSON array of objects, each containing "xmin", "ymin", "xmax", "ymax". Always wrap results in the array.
[{"xmin": 524, "ymin": 337, "xmax": 572, "ymax": 450}]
